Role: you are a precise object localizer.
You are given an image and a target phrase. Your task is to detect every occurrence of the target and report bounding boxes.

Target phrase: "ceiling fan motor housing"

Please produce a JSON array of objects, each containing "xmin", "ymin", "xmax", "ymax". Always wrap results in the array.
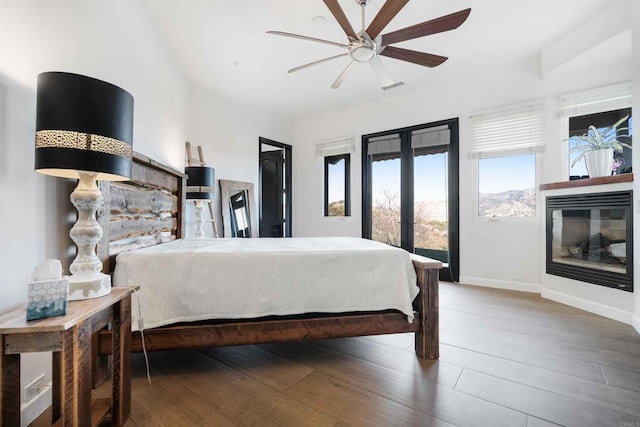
[{"xmin": 350, "ymin": 42, "xmax": 376, "ymax": 62}]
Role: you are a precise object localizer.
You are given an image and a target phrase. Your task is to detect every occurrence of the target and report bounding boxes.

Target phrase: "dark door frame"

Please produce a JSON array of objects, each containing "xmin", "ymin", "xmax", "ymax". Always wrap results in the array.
[
  {"xmin": 259, "ymin": 137, "xmax": 292, "ymax": 237},
  {"xmin": 361, "ymin": 118, "xmax": 460, "ymax": 282}
]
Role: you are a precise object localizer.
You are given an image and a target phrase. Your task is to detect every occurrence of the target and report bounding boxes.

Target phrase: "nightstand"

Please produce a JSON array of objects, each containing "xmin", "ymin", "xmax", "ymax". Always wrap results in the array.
[{"xmin": 0, "ymin": 287, "xmax": 132, "ymax": 426}]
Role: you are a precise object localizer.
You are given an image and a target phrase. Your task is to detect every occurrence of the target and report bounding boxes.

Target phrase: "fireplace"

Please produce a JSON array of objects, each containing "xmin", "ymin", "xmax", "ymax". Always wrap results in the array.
[{"xmin": 546, "ymin": 191, "xmax": 633, "ymax": 292}]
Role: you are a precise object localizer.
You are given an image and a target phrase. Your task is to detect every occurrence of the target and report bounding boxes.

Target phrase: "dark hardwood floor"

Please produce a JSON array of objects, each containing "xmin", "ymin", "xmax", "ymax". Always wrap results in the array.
[{"xmin": 102, "ymin": 282, "xmax": 640, "ymax": 426}]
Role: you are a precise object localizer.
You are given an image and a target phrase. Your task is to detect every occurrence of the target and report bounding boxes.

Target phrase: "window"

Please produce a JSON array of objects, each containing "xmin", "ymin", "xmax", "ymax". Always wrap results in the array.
[
  {"xmin": 317, "ymin": 137, "xmax": 354, "ymax": 217},
  {"xmin": 560, "ymin": 82, "xmax": 632, "ymax": 179},
  {"xmin": 471, "ymin": 102, "xmax": 544, "ymax": 218},
  {"xmin": 478, "ymin": 154, "xmax": 536, "ymax": 217},
  {"xmin": 568, "ymin": 109, "xmax": 632, "ymax": 179},
  {"xmin": 324, "ymin": 154, "xmax": 350, "ymax": 216}
]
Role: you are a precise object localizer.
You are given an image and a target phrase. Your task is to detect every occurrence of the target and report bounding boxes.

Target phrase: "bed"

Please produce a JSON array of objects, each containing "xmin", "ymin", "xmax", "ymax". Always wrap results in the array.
[{"xmin": 95, "ymin": 153, "xmax": 441, "ymax": 360}]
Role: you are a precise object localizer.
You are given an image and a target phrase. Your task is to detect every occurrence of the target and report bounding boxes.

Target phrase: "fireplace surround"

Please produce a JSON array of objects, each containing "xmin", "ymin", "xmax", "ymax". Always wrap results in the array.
[{"xmin": 546, "ymin": 191, "xmax": 633, "ymax": 292}]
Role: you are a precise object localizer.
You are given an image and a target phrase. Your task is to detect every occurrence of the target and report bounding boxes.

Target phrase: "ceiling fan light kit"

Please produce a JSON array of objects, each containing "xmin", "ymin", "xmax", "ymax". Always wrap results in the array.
[{"xmin": 267, "ymin": 0, "xmax": 471, "ymax": 89}]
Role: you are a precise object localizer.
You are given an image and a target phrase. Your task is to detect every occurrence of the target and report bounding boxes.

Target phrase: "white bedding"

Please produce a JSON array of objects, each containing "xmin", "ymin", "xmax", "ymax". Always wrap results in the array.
[{"xmin": 112, "ymin": 237, "xmax": 419, "ymax": 331}]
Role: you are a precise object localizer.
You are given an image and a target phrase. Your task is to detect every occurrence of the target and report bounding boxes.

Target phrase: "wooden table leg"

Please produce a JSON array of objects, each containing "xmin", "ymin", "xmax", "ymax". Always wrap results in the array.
[
  {"xmin": 60, "ymin": 320, "xmax": 92, "ymax": 425},
  {"xmin": 111, "ymin": 295, "xmax": 131, "ymax": 426},
  {"xmin": 52, "ymin": 351, "xmax": 62, "ymax": 423},
  {"xmin": 1, "ymin": 335, "xmax": 21, "ymax": 427}
]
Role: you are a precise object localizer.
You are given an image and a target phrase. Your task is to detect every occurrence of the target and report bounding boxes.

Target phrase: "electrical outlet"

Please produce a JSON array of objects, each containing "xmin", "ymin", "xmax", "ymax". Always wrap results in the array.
[
  {"xmin": 513, "ymin": 275, "xmax": 524, "ymax": 282},
  {"xmin": 25, "ymin": 374, "xmax": 46, "ymax": 403}
]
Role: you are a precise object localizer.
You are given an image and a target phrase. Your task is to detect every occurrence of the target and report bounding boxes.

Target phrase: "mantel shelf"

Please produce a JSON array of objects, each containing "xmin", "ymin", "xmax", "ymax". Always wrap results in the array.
[{"xmin": 539, "ymin": 174, "xmax": 633, "ymax": 191}]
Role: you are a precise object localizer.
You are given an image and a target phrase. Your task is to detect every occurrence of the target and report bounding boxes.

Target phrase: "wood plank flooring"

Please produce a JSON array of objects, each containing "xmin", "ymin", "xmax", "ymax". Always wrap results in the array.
[{"xmin": 97, "ymin": 283, "xmax": 640, "ymax": 426}]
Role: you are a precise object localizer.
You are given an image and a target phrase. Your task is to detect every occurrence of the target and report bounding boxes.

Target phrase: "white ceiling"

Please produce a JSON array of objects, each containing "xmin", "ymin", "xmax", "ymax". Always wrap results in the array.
[{"xmin": 144, "ymin": 0, "xmax": 621, "ymax": 120}]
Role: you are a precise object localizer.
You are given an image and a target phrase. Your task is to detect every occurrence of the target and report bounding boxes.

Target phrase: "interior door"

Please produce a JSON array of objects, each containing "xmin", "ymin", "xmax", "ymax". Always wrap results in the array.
[{"xmin": 259, "ymin": 138, "xmax": 292, "ymax": 237}]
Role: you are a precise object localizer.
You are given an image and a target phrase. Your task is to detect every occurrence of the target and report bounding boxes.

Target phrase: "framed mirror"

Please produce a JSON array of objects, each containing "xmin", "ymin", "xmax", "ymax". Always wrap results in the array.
[{"xmin": 219, "ymin": 179, "xmax": 258, "ymax": 238}]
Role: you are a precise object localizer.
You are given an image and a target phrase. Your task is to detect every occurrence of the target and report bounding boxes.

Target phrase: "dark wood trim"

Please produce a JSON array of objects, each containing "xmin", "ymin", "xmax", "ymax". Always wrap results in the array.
[{"xmin": 540, "ymin": 173, "xmax": 633, "ymax": 191}]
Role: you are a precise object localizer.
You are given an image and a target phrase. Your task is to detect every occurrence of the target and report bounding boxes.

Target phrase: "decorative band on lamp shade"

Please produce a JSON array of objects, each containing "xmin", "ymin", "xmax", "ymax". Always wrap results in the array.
[
  {"xmin": 34, "ymin": 71, "xmax": 134, "ymax": 181},
  {"xmin": 186, "ymin": 166, "xmax": 215, "ymax": 199}
]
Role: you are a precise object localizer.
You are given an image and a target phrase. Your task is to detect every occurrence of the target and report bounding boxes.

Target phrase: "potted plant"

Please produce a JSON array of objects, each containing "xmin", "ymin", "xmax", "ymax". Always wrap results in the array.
[{"xmin": 569, "ymin": 114, "xmax": 631, "ymax": 178}]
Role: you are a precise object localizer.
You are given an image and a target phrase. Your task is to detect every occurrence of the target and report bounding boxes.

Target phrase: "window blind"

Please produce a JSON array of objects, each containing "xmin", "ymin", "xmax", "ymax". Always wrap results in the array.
[
  {"xmin": 411, "ymin": 125, "xmax": 450, "ymax": 149},
  {"xmin": 470, "ymin": 102, "xmax": 544, "ymax": 158},
  {"xmin": 367, "ymin": 133, "xmax": 401, "ymax": 161},
  {"xmin": 368, "ymin": 134, "xmax": 401, "ymax": 154}
]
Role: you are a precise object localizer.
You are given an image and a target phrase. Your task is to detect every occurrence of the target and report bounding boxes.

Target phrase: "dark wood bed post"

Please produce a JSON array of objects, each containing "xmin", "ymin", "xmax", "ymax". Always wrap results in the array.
[{"xmin": 411, "ymin": 254, "xmax": 441, "ymax": 359}]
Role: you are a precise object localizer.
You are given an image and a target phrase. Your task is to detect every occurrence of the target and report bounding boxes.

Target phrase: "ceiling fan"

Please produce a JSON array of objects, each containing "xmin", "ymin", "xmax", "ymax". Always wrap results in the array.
[{"xmin": 267, "ymin": 0, "xmax": 471, "ymax": 90}]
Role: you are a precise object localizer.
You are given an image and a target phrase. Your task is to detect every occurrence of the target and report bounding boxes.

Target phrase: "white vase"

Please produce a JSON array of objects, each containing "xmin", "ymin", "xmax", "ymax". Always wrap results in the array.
[{"xmin": 584, "ymin": 148, "xmax": 613, "ymax": 178}]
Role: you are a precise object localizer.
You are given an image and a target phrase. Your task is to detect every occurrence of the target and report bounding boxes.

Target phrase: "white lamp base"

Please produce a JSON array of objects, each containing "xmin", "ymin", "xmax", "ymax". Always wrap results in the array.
[
  {"xmin": 194, "ymin": 200, "xmax": 205, "ymax": 238},
  {"xmin": 68, "ymin": 273, "xmax": 111, "ymax": 301},
  {"xmin": 67, "ymin": 172, "xmax": 111, "ymax": 301}
]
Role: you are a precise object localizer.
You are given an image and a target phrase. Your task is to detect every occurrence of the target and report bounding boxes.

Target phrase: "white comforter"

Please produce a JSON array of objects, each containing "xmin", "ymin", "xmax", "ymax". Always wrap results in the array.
[{"xmin": 112, "ymin": 237, "xmax": 419, "ymax": 330}]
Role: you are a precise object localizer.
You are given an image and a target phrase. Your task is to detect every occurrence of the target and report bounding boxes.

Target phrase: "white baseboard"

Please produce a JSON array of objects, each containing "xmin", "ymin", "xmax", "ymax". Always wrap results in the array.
[
  {"xmin": 633, "ymin": 314, "xmax": 640, "ymax": 334},
  {"xmin": 541, "ymin": 288, "xmax": 633, "ymax": 325},
  {"xmin": 20, "ymin": 382, "xmax": 51, "ymax": 427},
  {"xmin": 458, "ymin": 276, "xmax": 541, "ymax": 293}
]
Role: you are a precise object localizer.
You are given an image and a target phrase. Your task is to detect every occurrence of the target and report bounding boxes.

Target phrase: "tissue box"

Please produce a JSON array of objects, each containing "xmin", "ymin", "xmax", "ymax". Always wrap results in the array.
[{"xmin": 26, "ymin": 277, "xmax": 69, "ymax": 321}]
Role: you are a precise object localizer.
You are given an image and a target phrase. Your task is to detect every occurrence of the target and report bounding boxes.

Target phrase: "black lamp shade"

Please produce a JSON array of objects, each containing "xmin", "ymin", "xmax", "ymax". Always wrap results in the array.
[
  {"xmin": 186, "ymin": 166, "xmax": 215, "ymax": 200},
  {"xmin": 35, "ymin": 72, "xmax": 134, "ymax": 181}
]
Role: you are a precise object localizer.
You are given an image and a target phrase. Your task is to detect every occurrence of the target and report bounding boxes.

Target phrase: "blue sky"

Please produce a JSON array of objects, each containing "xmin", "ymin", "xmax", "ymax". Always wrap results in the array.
[
  {"xmin": 478, "ymin": 154, "xmax": 535, "ymax": 194},
  {"xmin": 369, "ymin": 152, "xmax": 534, "ymax": 203}
]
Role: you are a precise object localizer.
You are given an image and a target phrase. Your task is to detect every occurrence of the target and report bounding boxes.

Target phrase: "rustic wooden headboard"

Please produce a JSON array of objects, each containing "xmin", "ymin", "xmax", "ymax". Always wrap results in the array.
[{"xmin": 97, "ymin": 152, "xmax": 186, "ymax": 272}]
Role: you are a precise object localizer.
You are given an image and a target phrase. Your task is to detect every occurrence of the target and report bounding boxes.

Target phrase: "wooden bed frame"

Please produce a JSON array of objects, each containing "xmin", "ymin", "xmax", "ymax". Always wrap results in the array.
[{"xmin": 95, "ymin": 153, "xmax": 441, "ymax": 360}]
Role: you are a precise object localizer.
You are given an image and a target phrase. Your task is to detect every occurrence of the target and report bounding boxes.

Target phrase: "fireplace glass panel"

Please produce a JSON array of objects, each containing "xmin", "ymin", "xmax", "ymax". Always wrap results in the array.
[
  {"xmin": 550, "ymin": 208, "xmax": 626, "ymax": 274},
  {"xmin": 546, "ymin": 191, "xmax": 632, "ymax": 292}
]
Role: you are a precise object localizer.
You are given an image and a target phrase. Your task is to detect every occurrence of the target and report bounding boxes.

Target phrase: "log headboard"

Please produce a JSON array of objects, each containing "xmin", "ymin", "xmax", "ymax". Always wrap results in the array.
[{"xmin": 97, "ymin": 152, "xmax": 186, "ymax": 272}]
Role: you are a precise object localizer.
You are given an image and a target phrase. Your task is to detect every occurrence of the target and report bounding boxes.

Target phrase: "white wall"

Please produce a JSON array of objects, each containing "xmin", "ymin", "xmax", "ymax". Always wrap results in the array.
[
  {"xmin": 0, "ymin": 1, "xmax": 189, "ymax": 420},
  {"xmin": 184, "ymin": 86, "xmax": 292, "ymax": 238},
  {"xmin": 292, "ymin": 36, "xmax": 633, "ymax": 314}
]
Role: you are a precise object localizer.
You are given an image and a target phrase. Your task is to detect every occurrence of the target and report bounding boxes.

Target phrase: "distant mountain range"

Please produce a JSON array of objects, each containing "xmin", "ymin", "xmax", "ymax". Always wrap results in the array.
[
  {"xmin": 415, "ymin": 188, "xmax": 536, "ymax": 221},
  {"xmin": 478, "ymin": 188, "xmax": 536, "ymax": 217}
]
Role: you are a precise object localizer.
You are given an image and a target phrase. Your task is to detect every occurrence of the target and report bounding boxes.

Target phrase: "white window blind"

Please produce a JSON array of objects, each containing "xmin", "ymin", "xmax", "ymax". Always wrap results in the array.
[
  {"xmin": 471, "ymin": 102, "xmax": 545, "ymax": 158},
  {"xmin": 368, "ymin": 134, "xmax": 401, "ymax": 155},
  {"xmin": 559, "ymin": 82, "xmax": 631, "ymax": 118},
  {"xmin": 316, "ymin": 136, "xmax": 354, "ymax": 157},
  {"xmin": 411, "ymin": 125, "xmax": 450, "ymax": 149}
]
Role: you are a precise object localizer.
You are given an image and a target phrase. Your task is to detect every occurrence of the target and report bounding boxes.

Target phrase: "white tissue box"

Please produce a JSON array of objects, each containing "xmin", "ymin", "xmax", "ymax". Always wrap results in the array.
[{"xmin": 26, "ymin": 277, "xmax": 69, "ymax": 321}]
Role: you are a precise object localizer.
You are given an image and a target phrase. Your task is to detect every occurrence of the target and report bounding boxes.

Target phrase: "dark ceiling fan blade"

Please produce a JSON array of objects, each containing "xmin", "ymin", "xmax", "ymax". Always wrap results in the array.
[
  {"xmin": 331, "ymin": 60, "xmax": 355, "ymax": 89},
  {"xmin": 366, "ymin": 0, "xmax": 409, "ymax": 40},
  {"xmin": 323, "ymin": 0, "xmax": 359, "ymax": 41},
  {"xmin": 288, "ymin": 53, "xmax": 349, "ymax": 73},
  {"xmin": 266, "ymin": 31, "xmax": 350, "ymax": 49},
  {"xmin": 381, "ymin": 8, "xmax": 471, "ymax": 46},
  {"xmin": 379, "ymin": 46, "xmax": 448, "ymax": 67}
]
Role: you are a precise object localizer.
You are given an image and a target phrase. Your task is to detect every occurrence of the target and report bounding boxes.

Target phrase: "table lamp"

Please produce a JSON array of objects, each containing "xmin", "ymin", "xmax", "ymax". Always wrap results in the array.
[
  {"xmin": 35, "ymin": 71, "xmax": 134, "ymax": 300},
  {"xmin": 185, "ymin": 166, "xmax": 215, "ymax": 238}
]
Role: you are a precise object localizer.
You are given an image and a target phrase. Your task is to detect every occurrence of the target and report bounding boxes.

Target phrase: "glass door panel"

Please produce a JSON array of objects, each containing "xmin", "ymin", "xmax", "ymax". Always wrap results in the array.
[
  {"xmin": 371, "ymin": 156, "xmax": 401, "ymax": 246},
  {"xmin": 414, "ymin": 150, "xmax": 449, "ymax": 263}
]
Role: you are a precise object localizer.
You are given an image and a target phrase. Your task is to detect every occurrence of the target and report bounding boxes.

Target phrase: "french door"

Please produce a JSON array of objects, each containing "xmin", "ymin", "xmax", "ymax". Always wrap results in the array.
[{"xmin": 362, "ymin": 118, "xmax": 459, "ymax": 282}]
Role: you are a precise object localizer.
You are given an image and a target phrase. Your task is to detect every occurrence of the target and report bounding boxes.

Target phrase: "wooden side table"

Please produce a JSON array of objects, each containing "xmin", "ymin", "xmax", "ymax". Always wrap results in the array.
[{"xmin": 0, "ymin": 288, "xmax": 132, "ymax": 426}]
